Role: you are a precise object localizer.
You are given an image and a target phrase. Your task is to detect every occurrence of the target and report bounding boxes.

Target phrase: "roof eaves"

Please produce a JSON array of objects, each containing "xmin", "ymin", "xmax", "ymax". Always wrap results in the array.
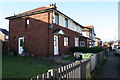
[{"xmin": 5, "ymin": 8, "xmax": 55, "ymax": 20}]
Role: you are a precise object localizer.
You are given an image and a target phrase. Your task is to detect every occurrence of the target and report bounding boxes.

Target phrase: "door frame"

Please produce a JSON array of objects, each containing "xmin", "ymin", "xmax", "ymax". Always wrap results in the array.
[
  {"xmin": 18, "ymin": 37, "xmax": 24, "ymax": 54},
  {"xmin": 54, "ymin": 35, "xmax": 59, "ymax": 55}
]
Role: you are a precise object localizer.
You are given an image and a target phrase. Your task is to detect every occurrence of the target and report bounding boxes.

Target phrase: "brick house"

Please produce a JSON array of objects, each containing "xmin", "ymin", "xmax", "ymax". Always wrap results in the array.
[
  {"xmin": 95, "ymin": 37, "xmax": 102, "ymax": 46},
  {"xmin": 5, "ymin": 4, "xmax": 88, "ymax": 57},
  {"xmin": 82, "ymin": 26, "xmax": 96, "ymax": 47}
]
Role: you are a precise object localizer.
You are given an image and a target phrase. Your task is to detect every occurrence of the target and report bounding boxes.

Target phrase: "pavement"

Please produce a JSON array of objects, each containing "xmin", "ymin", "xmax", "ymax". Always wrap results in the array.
[{"xmin": 93, "ymin": 51, "xmax": 120, "ymax": 79}]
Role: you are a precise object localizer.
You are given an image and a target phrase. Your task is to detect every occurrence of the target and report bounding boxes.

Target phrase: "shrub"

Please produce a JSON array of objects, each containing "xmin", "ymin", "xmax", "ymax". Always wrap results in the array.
[{"xmin": 69, "ymin": 46, "xmax": 103, "ymax": 53}]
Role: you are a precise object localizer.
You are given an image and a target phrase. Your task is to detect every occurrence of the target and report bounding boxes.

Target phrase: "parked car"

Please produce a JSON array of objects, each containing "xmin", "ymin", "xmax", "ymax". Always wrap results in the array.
[{"xmin": 115, "ymin": 46, "xmax": 120, "ymax": 56}]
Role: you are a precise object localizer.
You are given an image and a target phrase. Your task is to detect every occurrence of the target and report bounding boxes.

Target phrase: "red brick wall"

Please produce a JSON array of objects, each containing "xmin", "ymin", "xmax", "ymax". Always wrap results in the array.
[{"xmin": 9, "ymin": 12, "xmax": 51, "ymax": 56}]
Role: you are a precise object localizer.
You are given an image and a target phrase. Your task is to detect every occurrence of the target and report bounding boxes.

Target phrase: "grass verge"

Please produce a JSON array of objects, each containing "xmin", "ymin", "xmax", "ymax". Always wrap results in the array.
[{"xmin": 2, "ymin": 55, "xmax": 55, "ymax": 78}]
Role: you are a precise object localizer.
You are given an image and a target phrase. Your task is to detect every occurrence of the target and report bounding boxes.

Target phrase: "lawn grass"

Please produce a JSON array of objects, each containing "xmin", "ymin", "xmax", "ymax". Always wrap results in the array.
[
  {"xmin": 62, "ymin": 56, "xmax": 75, "ymax": 61},
  {"xmin": 2, "ymin": 55, "xmax": 55, "ymax": 78},
  {"xmin": 62, "ymin": 53, "xmax": 94, "ymax": 61}
]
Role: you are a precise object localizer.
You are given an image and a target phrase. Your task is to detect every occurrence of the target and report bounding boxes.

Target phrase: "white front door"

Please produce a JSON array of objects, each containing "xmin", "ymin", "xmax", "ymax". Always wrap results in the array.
[
  {"xmin": 54, "ymin": 35, "xmax": 59, "ymax": 55},
  {"xmin": 18, "ymin": 37, "xmax": 24, "ymax": 54}
]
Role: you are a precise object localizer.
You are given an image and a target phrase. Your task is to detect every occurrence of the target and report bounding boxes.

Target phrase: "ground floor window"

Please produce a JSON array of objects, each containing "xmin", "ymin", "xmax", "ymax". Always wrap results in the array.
[
  {"xmin": 64, "ymin": 37, "xmax": 69, "ymax": 46},
  {"xmin": 75, "ymin": 37, "xmax": 79, "ymax": 46},
  {"xmin": 80, "ymin": 41, "xmax": 85, "ymax": 47}
]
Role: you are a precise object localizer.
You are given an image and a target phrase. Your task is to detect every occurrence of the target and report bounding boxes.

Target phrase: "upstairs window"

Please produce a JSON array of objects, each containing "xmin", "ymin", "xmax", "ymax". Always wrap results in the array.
[
  {"xmin": 80, "ymin": 41, "xmax": 85, "ymax": 47},
  {"xmin": 25, "ymin": 18, "xmax": 29, "ymax": 29},
  {"xmin": 75, "ymin": 37, "xmax": 79, "ymax": 46},
  {"xmin": 55, "ymin": 13, "xmax": 59, "ymax": 24},
  {"xmin": 75, "ymin": 26, "xmax": 77, "ymax": 31},
  {"xmin": 65, "ymin": 18, "xmax": 68, "ymax": 28},
  {"xmin": 64, "ymin": 37, "xmax": 69, "ymax": 46}
]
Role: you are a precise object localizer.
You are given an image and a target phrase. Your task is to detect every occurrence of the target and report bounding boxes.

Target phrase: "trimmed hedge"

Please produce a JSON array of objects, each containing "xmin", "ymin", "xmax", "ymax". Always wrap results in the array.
[{"xmin": 69, "ymin": 46, "xmax": 103, "ymax": 53}]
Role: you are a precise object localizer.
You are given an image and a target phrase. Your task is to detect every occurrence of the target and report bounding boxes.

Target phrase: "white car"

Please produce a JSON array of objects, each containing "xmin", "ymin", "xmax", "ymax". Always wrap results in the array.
[{"xmin": 115, "ymin": 46, "xmax": 120, "ymax": 56}]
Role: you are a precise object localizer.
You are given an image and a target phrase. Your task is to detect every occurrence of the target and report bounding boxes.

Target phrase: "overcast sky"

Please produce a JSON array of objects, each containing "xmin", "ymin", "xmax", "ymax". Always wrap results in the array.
[{"xmin": 0, "ymin": 2, "xmax": 118, "ymax": 42}]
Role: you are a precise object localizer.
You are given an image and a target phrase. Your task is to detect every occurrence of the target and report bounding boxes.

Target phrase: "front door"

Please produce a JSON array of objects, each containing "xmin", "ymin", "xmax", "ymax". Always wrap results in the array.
[
  {"xmin": 18, "ymin": 37, "xmax": 24, "ymax": 54},
  {"xmin": 54, "ymin": 35, "xmax": 59, "ymax": 55}
]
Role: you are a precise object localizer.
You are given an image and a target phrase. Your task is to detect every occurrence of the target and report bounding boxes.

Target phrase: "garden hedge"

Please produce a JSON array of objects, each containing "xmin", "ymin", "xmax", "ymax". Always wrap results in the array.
[{"xmin": 69, "ymin": 46, "xmax": 103, "ymax": 53}]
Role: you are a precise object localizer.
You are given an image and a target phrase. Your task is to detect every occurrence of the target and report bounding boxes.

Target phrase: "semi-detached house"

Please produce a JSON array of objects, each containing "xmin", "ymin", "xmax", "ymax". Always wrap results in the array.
[
  {"xmin": 5, "ymin": 4, "xmax": 88, "ymax": 57},
  {"xmin": 82, "ymin": 26, "xmax": 96, "ymax": 47}
]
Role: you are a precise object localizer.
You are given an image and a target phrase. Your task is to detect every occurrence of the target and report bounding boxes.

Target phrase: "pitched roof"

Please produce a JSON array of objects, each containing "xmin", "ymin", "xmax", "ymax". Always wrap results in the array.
[
  {"xmin": 17, "ymin": 6, "xmax": 55, "ymax": 15},
  {"xmin": 0, "ymin": 28, "xmax": 9, "ymax": 35},
  {"xmin": 82, "ymin": 28, "xmax": 89, "ymax": 31},
  {"xmin": 5, "ymin": 4, "xmax": 57, "ymax": 20},
  {"xmin": 85, "ymin": 26, "xmax": 93, "ymax": 28}
]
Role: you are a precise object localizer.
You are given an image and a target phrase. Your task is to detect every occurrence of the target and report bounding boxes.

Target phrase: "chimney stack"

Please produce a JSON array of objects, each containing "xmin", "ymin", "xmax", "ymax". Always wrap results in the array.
[{"xmin": 49, "ymin": 3, "xmax": 57, "ymax": 9}]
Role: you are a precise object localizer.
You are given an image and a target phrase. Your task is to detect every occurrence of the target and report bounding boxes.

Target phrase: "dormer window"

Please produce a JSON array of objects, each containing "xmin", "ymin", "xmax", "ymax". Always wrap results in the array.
[
  {"xmin": 65, "ymin": 18, "xmax": 68, "ymax": 28},
  {"xmin": 25, "ymin": 18, "xmax": 29, "ymax": 29},
  {"xmin": 55, "ymin": 13, "xmax": 59, "ymax": 24}
]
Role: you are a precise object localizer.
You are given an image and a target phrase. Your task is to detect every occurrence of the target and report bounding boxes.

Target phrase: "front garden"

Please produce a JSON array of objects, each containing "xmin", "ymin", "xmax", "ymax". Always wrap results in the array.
[
  {"xmin": 2, "ymin": 55, "xmax": 63, "ymax": 78},
  {"xmin": 2, "ymin": 46, "xmax": 104, "ymax": 78},
  {"xmin": 63, "ymin": 46, "xmax": 103, "ymax": 61}
]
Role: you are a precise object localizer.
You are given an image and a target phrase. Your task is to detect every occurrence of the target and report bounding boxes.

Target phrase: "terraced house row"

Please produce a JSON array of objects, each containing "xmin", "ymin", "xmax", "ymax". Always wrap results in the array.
[{"xmin": 5, "ymin": 3, "xmax": 98, "ymax": 57}]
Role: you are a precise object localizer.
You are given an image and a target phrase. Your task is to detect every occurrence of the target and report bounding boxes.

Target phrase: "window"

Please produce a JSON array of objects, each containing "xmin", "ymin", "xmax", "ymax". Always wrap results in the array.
[
  {"xmin": 25, "ymin": 18, "xmax": 29, "ymax": 29},
  {"xmin": 65, "ymin": 18, "xmax": 68, "ymax": 28},
  {"xmin": 20, "ymin": 39, "xmax": 23, "ymax": 47},
  {"xmin": 64, "ymin": 37, "xmax": 69, "ymax": 46},
  {"xmin": 75, "ymin": 37, "xmax": 79, "ymax": 46},
  {"xmin": 75, "ymin": 26, "xmax": 77, "ymax": 31},
  {"xmin": 80, "ymin": 41, "xmax": 85, "ymax": 47},
  {"xmin": 55, "ymin": 13, "xmax": 59, "ymax": 24},
  {"xmin": 13, "ymin": 37, "xmax": 16, "ymax": 44}
]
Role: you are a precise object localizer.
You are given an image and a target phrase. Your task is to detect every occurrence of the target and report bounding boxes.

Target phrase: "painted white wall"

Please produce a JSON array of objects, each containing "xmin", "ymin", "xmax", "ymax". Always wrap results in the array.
[
  {"xmin": 59, "ymin": 14, "xmax": 65, "ymax": 27},
  {"xmin": 53, "ymin": 11, "xmax": 82, "ymax": 34},
  {"xmin": 82, "ymin": 31, "xmax": 89, "ymax": 38},
  {"xmin": 76, "ymin": 25, "xmax": 82, "ymax": 34},
  {"xmin": 68, "ymin": 20, "xmax": 75, "ymax": 31}
]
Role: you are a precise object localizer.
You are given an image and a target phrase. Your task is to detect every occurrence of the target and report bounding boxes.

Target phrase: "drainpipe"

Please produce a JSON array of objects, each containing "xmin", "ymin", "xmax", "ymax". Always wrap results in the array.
[{"xmin": 47, "ymin": 12, "xmax": 50, "ymax": 57}]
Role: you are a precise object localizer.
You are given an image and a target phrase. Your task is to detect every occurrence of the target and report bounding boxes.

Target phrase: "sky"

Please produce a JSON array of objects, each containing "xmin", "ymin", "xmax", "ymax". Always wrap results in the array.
[{"xmin": 0, "ymin": 2, "xmax": 118, "ymax": 42}]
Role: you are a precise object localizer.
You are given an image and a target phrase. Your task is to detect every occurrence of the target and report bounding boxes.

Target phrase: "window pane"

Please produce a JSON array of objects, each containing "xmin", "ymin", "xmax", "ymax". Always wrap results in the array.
[
  {"xmin": 75, "ymin": 38, "xmax": 79, "ymax": 46},
  {"xmin": 27, "ymin": 19, "xmax": 29, "ymax": 24},
  {"xmin": 80, "ymin": 41, "xmax": 85, "ymax": 47},
  {"xmin": 64, "ymin": 37, "xmax": 69, "ymax": 46},
  {"xmin": 55, "ymin": 14, "xmax": 59, "ymax": 24},
  {"xmin": 20, "ymin": 39, "xmax": 23, "ymax": 47},
  {"xmin": 65, "ymin": 18, "xmax": 68, "ymax": 28},
  {"xmin": 25, "ymin": 18, "xmax": 29, "ymax": 29}
]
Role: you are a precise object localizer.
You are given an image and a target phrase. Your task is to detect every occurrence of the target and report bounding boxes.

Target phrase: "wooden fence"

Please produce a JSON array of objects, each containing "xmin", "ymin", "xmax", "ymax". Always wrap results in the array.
[{"xmin": 31, "ymin": 52, "xmax": 105, "ymax": 80}]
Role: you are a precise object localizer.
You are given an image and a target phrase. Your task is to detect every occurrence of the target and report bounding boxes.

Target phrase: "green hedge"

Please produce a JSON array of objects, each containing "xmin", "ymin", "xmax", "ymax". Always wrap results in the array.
[{"xmin": 69, "ymin": 47, "xmax": 103, "ymax": 53}]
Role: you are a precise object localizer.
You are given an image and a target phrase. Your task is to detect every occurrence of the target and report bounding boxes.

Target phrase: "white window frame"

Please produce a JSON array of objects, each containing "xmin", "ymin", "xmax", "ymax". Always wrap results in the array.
[
  {"xmin": 80, "ymin": 41, "xmax": 85, "ymax": 47},
  {"xmin": 64, "ymin": 37, "xmax": 69, "ymax": 46},
  {"xmin": 26, "ymin": 18, "xmax": 29, "ymax": 29},
  {"xmin": 75, "ymin": 37, "xmax": 79, "ymax": 46}
]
